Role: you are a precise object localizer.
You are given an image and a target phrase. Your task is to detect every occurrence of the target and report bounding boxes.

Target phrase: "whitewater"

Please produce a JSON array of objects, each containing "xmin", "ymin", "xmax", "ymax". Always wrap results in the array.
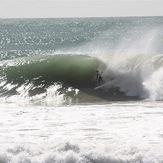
[{"xmin": 0, "ymin": 17, "xmax": 163, "ymax": 162}]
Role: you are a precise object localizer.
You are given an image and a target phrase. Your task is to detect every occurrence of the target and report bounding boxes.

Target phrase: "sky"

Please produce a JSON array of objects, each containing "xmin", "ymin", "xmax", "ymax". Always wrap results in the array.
[{"xmin": 0, "ymin": 0, "xmax": 163, "ymax": 18}]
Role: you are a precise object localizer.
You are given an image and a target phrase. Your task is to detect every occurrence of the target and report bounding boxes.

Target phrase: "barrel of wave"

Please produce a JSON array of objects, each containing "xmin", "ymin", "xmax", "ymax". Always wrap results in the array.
[{"xmin": 4, "ymin": 54, "xmax": 106, "ymax": 89}]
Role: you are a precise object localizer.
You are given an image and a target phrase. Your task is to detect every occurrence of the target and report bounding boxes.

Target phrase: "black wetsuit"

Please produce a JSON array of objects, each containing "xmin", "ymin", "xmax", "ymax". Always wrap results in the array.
[{"xmin": 96, "ymin": 71, "xmax": 102, "ymax": 84}]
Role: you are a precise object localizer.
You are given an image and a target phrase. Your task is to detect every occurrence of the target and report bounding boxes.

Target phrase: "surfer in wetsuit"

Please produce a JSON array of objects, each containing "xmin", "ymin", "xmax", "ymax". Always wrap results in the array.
[{"xmin": 96, "ymin": 70, "xmax": 103, "ymax": 84}]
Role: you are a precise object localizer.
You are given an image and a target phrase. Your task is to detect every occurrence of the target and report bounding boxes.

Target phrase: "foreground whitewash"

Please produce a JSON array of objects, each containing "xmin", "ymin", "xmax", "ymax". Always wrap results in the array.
[{"xmin": 0, "ymin": 101, "xmax": 163, "ymax": 163}]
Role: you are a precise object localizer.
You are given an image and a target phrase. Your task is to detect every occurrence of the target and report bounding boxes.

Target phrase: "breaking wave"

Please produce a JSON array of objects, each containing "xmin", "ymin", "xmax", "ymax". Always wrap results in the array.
[
  {"xmin": 0, "ymin": 52, "xmax": 163, "ymax": 104},
  {"xmin": 99, "ymin": 53, "xmax": 163, "ymax": 101}
]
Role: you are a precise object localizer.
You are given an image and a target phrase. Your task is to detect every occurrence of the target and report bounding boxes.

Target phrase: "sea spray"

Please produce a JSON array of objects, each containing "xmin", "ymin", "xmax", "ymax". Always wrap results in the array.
[
  {"xmin": 0, "ymin": 17, "xmax": 163, "ymax": 163},
  {"xmin": 0, "ymin": 17, "xmax": 163, "ymax": 103},
  {"xmin": 143, "ymin": 67, "xmax": 163, "ymax": 100},
  {"xmin": 99, "ymin": 53, "xmax": 163, "ymax": 100}
]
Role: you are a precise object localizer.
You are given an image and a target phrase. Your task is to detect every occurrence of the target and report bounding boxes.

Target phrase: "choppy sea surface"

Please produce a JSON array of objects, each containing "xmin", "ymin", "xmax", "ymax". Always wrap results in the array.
[{"xmin": 0, "ymin": 17, "xmax": 163, "ymax": 162}]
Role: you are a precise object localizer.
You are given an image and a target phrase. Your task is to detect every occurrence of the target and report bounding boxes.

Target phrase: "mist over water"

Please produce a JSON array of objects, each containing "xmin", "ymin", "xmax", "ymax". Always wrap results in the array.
[
  {"xmin": 0, "ymin": 17, "xmax": 163, "ymax": 163},
  {"xmin": 0, "ymin": 17, "xmax": 163, "ymax": 102}
]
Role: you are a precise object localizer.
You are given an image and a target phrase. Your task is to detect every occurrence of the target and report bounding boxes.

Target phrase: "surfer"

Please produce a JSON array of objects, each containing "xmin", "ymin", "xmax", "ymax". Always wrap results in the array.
[{"xmin": 96, "ymin": 70, "xmax": 103, "ymax": 84}]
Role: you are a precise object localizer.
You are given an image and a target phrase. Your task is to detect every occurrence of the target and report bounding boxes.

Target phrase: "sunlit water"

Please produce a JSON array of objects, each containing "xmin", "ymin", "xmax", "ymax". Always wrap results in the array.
[{"xmin": 0, "ymin": 17, "xmax": 163, "ymax": 162}]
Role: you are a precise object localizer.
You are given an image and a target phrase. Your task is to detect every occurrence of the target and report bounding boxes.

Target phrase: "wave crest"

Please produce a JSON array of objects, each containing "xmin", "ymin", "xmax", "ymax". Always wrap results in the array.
[{"xmin": 98, "ymin": 53, "xmax": 163, "ymax": 100}]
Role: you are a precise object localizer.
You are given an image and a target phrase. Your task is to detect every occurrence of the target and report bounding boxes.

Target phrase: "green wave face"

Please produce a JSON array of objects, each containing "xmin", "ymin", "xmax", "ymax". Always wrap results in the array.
[{"xmin": 4, "ymin": 55, "xmax": 106, "ymax": 89}]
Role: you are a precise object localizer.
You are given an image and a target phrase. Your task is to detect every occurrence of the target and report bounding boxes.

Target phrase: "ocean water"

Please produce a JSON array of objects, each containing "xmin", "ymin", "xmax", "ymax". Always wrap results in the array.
[{"xmin": 0, "ymin": 17, "xmax": 163, "ymax": 162}]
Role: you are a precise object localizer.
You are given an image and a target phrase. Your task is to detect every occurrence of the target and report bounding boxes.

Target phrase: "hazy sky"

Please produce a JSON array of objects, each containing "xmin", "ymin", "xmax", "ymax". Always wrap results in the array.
[{"xmin": 0, "ymin": 0, "xmax": 163, "ymax": 18}]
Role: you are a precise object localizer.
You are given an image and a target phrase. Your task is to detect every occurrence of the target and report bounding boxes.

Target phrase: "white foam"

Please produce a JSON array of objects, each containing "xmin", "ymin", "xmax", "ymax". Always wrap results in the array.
[
  {"xmin": 0, "ymin": 83, "xmax": 66, "ymax": 106},
  {"xmin": 97, "ymin": 53, "xmax": 163, "ymax": 100},
  {"xmin": 0, "ymin": 103, "xmax": 163, "ymax": 162},
  {"xmin": 143, "ymin": 67, "xmax": 163, "ymax": 100}
]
